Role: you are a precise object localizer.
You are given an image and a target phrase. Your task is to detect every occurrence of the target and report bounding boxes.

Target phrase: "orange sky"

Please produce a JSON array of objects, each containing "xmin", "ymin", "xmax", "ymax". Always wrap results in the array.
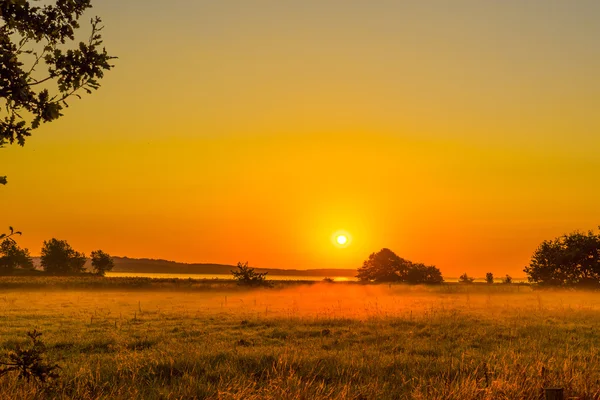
[{"xmin": 2, "ymin": 1, "xmax": 600, "ymax": 277}]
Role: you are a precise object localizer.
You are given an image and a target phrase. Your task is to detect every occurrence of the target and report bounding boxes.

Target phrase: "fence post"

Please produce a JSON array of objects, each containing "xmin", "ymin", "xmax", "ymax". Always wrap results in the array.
[{"xmin": 544, "ymin": 388, "xmax": 564, "ymax": 400}]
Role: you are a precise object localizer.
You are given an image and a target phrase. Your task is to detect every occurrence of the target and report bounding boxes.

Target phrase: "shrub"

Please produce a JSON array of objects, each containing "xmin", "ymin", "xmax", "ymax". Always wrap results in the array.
[
  {"xmin": 459, "ymin": 273, "xmax": 475, "ymax": 284},
  {"xmin": 231, "ymin": 262, "xmax": 271, "ymax": 287},
  {"xmin": 0, "ymin": 330, "xmax": 60, "ymax": 385}
]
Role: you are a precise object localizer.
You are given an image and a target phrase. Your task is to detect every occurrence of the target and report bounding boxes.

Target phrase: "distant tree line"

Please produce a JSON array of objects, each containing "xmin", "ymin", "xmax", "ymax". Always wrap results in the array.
[
  {"xmin": 0, "ymin": 228, "xmax": 113, "ymax": 276},
  {"xmin": 458, "ymin": 272, "xmax": 512, "ymax": 284}
]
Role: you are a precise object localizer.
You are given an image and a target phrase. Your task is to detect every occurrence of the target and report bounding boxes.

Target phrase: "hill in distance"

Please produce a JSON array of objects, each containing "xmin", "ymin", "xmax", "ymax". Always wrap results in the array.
[{"xmin": 107, "ymin": 257, "xmax": 357, "ymax": 277}]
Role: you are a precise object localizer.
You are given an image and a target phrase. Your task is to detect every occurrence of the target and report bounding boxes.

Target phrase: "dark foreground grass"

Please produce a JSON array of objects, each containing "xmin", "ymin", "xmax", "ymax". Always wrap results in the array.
[
  {"xmin": 1, "ymin": 280, "xmax": 600, "ymax": 399},
  {"xmin": 0, "ymin": 276, "xmax": 324, "ymax": 291}
]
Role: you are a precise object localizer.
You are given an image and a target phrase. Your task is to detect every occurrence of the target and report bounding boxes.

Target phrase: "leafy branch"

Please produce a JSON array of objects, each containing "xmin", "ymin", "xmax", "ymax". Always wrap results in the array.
[
  {"xmin": 0, "ymin": 0, "xmax": 116, "ymax": 151},
  {"xmin": 0, "ymin": 226, "xmax": 22, "ymax": 242}
]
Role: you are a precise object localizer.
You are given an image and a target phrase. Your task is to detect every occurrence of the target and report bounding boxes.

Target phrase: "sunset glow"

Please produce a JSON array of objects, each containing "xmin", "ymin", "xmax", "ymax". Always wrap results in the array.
[{"xmin": 2, "ymin": 1, "xmax": 600, "ymax": 278}]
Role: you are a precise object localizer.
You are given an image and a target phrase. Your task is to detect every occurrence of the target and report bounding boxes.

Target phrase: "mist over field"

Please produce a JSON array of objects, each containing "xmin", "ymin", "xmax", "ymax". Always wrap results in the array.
[{"xmin": 1, "ymin": 282, "xmax": 600, "ymax": 399}]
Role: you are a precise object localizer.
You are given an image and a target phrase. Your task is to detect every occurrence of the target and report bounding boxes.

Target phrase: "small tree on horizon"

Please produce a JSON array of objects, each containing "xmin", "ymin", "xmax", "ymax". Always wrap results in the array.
[
  {"xmin": 40, "ymin": 239, "xmax": 86, "ymax": 275},
  {"xmin": 90, "ymin": 250, "xmax": 114, "ymax": 276},
  {"xmin": 503, "ymin": 274, "xmax": 513, "ymax": 284},
  {"xmin": 486, "ymin": 272, "xmax": 494, "ymax": 284},
  {"xmin": 231, "ymin": 262, "xmax": 270, "ymax": 287},
  {"xmin": 459, "ymin": 273, "xmax": 475, "ymax": 284}
]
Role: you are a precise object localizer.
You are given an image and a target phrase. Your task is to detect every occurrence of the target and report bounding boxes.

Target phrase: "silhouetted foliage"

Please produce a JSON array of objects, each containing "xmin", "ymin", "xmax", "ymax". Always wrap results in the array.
[
  {"xmin": 0, "ymin": 226, "xmax": 21, "ymax": 240},
  {"xmin": 356, "ymin": 248, "xmax": 443, "ymax": 284},
  {"xmin": 40, "ymin": 238, "xmax": 86, "ymax": 275},
  {"xmin": 486, "ymin": 272, "xmax": 494, "ymax": 284},
  {"xmin": 0, "ymin": 239, "xmax": 33, "ymax": 273},
  {"xmin": 459, "ymin": 273, "xmax": 475, "ymax": 284},
  {"xmin": 0, "ymin": 0, "xmax": 115, "ymax": 183},
  {"xmin": 0, "ymin": 330, "xmax": 60, "ymax": 385},
  {"xmin": 524, "ymin": 228, "xmax": 600, "ymax": 287},
  {"xmin": 503, "ymin": 274, "xmax": 513, "ymax": 284},
  {"xmin": 0, "ymin": 226, "xmax": 32, "ymax": 273},
  {"xmin": 231, "ymin": 262, "xmax": 271, "ymax": 287},
  {"xmin": 405, "ymin": 263, "xmax": 444, "ymax": 284},
  {"xmin": 90, "ymin": 249, "xmax": 114, "ymax": 276}
]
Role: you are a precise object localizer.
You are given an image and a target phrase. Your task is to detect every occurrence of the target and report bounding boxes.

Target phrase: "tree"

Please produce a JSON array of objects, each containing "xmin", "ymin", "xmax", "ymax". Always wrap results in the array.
[
  {"xmin": 0, "ymin": 0, "xmax": 115, "ymax": 184},
  {"xmin": 503, "ymin": 274, "xmax": 513, "ymax": 284},
  {"xmin": 40, "ymin": 238, "xmax": 86, "ymax": 275},
  {"xmin": 231, "ymin": 261, "xmax": 270, "ymax": 287},
  {"xmin": 357, "ymin": 248, "xmax": 410, "ymax": 283},
  {"xmin": 524, "ymin": 228, "xmax": 600, "ymax": 287},
  {"xmin": 0, "ymin": 227, "xmax": 32, "ymax": 273},
  {"xmin": 404, "ymin": 263, "xmax": 444, "ymax": 284},
  {"xmin": 485, "ymin": 272, "xmax": 494, "ymax": 284},
  {"xmin": 90, "ymin": 250, "xmax": 113, "ymax": 276},
  {"xmin": 459, "ymin": 273, "xmax": 475, "ymax": 284},
  {"xmin": 356, "ymin": 248, "xmax": 443, "ymax": 284}
]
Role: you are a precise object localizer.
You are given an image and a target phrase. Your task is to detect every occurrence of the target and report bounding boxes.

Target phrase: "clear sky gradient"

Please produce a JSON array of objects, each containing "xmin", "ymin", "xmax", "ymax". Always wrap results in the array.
[{"xmin": 3, "ymin": 1, "xmax": 600, "ymax": 276}]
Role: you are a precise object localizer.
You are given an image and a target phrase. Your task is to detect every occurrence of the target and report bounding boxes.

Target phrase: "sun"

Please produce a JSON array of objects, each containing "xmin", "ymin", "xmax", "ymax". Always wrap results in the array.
[
  {"xmin": 332, "ymin": 230, "xmax": 352, "ymax": 248},
  {"xmin": 336, "ymin": 235, "xmax": 348, "ymax": 245}
]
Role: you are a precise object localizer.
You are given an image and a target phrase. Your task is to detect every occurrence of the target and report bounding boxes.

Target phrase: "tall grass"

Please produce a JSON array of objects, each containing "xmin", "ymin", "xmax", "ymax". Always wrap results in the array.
[{"xmin": 0, "ymin": 279, "xmax": 599, "ymax": 399}]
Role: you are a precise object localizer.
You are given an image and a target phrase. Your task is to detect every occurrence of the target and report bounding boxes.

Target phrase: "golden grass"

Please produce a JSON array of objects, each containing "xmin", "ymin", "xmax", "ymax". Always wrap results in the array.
[{"xmin": 1, "ymin": 280, "xmax": 600, "ymax": 399}]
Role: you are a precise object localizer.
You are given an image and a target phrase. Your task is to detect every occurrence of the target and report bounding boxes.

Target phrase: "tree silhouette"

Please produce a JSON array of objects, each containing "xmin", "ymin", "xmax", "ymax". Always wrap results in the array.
[
  {"xmin": 459, "ymin": 273, "xmax": 474, "ymax": 284},
  {"xmin": 231, "ymin": 261, "xmax": 270, "ymax": 287},
  {"xmin": 524, "ymin": 227, "xmax": 600, "ymax": 287},
  {"xmin": 357, "ymin": 248, "xmax": 443, "ymax": 284},
  {"xmin": 485, "ymin": 272, "xmax": 494, "ymax": 284},
  {"xmin": 40, "ymin": 238, "xmax": 86, "ymax": 275},
  {"xmin": 0, "ymin": 227, "xmax": 32, "ymax": 273},
  {"xmin": 90, "ymin": 250, "xmax": 114, "ymax": 276},
  {"xmin": 404, "ymin": 263, "xmax": 444, "ymax": 284},
  {"xmin": 0, "ymin": 0, "xmax": 115, "ymax": 184}
]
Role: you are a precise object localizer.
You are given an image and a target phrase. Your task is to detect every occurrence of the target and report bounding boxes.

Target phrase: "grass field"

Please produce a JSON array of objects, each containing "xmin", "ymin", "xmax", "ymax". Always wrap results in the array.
[{"xmin": 1, "ymin": 279, "xmax": 600, "ymax": 399}]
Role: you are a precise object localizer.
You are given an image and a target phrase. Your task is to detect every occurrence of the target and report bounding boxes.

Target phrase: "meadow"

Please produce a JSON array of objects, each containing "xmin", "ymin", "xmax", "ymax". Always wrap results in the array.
[{"xmin": 1, "ymin": 279, "xmax": 600, "ymax": 399}]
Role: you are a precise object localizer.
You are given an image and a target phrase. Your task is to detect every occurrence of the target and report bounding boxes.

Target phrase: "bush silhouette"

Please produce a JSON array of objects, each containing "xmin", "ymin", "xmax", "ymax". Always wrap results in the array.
[
  {"xmin": 0, "ymin": 330, "xmax": 60, "ymax": 385},
  {"xmin": 231, "ymin": 262, "xmax": 271, "ymax": 287}
]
